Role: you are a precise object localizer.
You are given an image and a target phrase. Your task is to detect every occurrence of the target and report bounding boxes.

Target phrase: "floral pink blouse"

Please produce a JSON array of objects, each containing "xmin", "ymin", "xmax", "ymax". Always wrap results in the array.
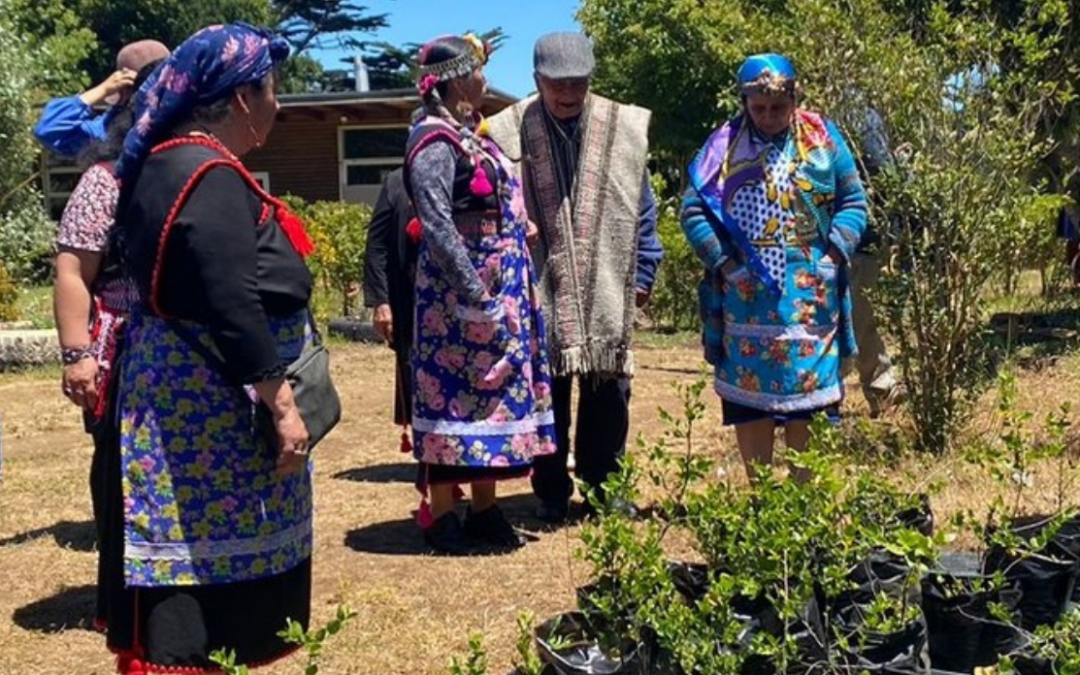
[{"xmin": 56, "ymin": 162, "xmax": 138, "ymax": 422}]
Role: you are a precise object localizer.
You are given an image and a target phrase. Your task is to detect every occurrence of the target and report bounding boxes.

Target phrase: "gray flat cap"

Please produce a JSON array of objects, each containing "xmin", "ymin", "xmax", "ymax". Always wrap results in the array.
[{"xmin": 534, "ymin": 32, "xmax": 595, "ymax": 80}]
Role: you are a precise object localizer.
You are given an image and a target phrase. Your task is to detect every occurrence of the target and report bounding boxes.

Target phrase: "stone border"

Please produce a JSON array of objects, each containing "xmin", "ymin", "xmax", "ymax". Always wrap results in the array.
[{"xmin": 0, "ymin": 330, "xmax": 59, "ymax": 370}]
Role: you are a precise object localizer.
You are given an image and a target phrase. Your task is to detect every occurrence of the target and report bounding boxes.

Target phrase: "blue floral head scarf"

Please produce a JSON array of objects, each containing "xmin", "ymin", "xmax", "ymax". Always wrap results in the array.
[
  {"xmin": 737, "ymin": 53, "xmax": 797, "ymax": 95},
  {"xmin": 117, "ymin": 22, "xmax": 289, "ymax": 180}
]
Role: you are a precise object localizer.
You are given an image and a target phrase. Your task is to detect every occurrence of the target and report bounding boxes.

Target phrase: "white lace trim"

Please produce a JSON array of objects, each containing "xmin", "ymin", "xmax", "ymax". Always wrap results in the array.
[
  {"xmin": 725, "ymin": 322, "xmax": 836, "ymax": 340},
  {"xmin": 413, "ymin": 410, "xmax": 555, "ymax": 436},
  {"xmin": 714, "ymin": 378, "xmax": 842, "ymax": 413},
  {"xmin": 125, "ymin": 519, "xmax": 312, "ymax": 562}
]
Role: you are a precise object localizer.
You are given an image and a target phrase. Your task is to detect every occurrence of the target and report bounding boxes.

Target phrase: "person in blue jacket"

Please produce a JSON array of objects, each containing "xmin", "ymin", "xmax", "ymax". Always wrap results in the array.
[
  {"xmin": 34, "ymin": 39, "xmax": 170, "ymax": 158},
  {"xmin": 680, "ymin": 54, "xmax": 867, "ymax": 480}
]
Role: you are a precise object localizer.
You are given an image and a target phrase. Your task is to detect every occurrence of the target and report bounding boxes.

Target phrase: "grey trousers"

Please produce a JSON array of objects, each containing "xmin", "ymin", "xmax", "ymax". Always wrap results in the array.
[{"xmin": 846, "ymin": 251, "xmax": 896, "ymax": 396}]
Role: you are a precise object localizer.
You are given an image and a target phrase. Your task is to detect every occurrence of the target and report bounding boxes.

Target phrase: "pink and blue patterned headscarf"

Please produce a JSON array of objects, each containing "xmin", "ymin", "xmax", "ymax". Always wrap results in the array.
[{"xmin": 116, "ymin": 22, "xmax": 289, "ymax": 180}]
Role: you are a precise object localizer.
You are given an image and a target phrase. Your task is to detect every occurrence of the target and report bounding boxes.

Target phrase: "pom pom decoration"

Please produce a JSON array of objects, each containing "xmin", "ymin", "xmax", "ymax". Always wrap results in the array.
[{"xmin": 469, "ymin": 159, "xmax": 494, "ymax": 197}]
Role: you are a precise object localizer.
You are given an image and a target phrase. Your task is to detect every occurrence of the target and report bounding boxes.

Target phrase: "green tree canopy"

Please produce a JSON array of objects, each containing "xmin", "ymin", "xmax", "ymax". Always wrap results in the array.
[
  {"xmin": 77, "ymin": 0, "xmax": 276, "ymax": 83},
  {"xmin": 579, "ymin": 0, "xmax": 1078, "ymax": 452}
]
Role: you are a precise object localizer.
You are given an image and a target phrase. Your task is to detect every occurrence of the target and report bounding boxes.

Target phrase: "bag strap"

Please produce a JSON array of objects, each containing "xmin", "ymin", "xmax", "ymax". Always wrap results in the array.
[{"xmin": 167, "ymin": 311, "xmax": 320, "ymax": 385}]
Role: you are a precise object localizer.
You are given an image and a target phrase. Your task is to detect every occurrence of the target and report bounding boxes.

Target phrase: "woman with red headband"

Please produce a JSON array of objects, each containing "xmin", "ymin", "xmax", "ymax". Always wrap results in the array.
[{"xmin": 404, "ymin": 34, "xmax": 556, "ymax": 555}]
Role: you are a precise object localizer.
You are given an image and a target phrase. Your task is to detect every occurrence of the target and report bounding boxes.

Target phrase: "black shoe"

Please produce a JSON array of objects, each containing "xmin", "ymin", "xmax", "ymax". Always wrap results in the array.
[
  {"xmin": 464, "ymin": 504, "xmax": 526, "ymax": 549},
  {"xmin": 535, "ymin": 500, "xmax": 570, "ymax": 524},
  {"xmin": 423, "ymin": 511, "xmax": 473, "ymax": 556}
]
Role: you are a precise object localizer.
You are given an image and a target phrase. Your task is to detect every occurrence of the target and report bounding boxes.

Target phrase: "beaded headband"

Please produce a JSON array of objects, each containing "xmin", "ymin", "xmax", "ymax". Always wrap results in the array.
[
  {"xmin": 417, "ymin": 34, "xmax": 490, "ymax": 96},
  {"xmin": 740, "ymin": 71, "xmax": 797, "ymax": 96}
]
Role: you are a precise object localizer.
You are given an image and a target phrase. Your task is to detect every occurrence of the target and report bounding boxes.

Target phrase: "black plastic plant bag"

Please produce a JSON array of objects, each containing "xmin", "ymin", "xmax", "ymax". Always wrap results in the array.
[
  {"xmin": 1046, "ymin": 513, "xmax": 1080, "ymax": 603},
  {"xmin": 835, "ymin": 550, "xmax": 919, "ymax": 610},
  {"xmin": 668, "ymin": 562, "xmax": 711, "ymax": 604},
  {"xmin": 921, "ymin": 552, "xmax": 1022, "ymax": 674},
  {"xmin": 731, "ymin": 591, "xmax": 828, "ymax": 675},
  {"xmin": 984, "ymin": 518, "xmax": 1079, "ymax": 632},
  {"xmin": 535, "ymin": 612, "xmax": 647, "ymax": 675},
  {"xmin": 896, "ymin": 493, "xmax": 934, "ymax": 538},
  {"xmin": 921, "ymin": 572, "xmax": 989, "ymax": 672},
  {"xmin": 831, "ymin": 611, "xmax": 931, "ymax": 675}
]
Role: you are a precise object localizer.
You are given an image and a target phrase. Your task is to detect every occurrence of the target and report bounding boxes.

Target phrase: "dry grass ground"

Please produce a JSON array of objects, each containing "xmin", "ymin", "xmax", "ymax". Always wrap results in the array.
[{"xmin": 2, "ymin": 333, "xmax": 1079, "ymax": 675}]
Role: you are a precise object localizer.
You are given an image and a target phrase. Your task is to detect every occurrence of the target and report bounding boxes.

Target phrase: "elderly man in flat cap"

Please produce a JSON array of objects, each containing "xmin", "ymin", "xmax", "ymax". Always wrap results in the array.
[
  {"xmin": 488, "ymin": 32, "xmax": 663, "ymax": 523},
  {"xmin": 35, "ymin": 39, "xmax": 170, "ymax": 158}
]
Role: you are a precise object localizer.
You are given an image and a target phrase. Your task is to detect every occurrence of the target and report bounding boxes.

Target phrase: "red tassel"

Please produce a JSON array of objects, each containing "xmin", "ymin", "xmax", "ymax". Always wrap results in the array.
[
  {"xmin": 417, "ymin": 498, "xmax": 434, "ymax": 529},
  {"xmin": 399, "ymin": 429, "xmax": 412, "ymax": 454},
  {"xmin": 406, "ymin": 217, "xmax": 422, "ymax": 244},
  {"xmin": 274, "ymin": 203, "xmax": 315, "ymax": 258},
  {"xmin": 469, "ymin": 159, "xmax": 494, "ymax": 197},
  {"xmin": 117, "ymin": 653, "xmax": 147, "ymax": 675}
]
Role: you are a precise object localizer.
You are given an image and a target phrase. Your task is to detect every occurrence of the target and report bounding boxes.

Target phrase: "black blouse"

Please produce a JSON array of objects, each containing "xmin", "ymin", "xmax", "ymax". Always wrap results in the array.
[{"xmin": 122, "ymin": 142, "xmax": 312, "ymax": 383}]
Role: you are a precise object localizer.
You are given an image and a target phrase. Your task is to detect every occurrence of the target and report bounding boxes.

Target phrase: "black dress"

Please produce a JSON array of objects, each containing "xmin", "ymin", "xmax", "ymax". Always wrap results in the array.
[{"xmin": 104, "ymin": 139, "xmax": 313, "ymax": 673}]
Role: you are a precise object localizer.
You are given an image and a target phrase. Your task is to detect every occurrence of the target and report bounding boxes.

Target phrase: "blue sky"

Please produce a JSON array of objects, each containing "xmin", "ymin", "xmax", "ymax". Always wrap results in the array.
[{"xmin": 309, "ymin": 0, "xmax": 583, "ymax": 97}]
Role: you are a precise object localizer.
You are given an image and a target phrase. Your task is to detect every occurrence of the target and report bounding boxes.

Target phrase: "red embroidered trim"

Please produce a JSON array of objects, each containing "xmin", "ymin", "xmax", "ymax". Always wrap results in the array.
[
  {"xmin": 146, "ymin": 137, "xmax": 315, "ymax": 315},
  {"xmin": 147, "ymin": 157, "xmax": 240, "ymax": 318},
  {"xmin": 152, "ymin": 137, "xmax": 314, "ymax": 257},
  {"xmin": 405, "ymin": 127, "xmax": 466, "ymax": 166},
  {"xmin": 116, "ymin": 645, "xmax": 301, "ymax": 674}
]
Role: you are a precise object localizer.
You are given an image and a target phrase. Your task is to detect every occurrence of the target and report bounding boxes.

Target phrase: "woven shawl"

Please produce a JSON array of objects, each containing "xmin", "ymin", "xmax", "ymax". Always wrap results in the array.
[{"xmin": 488, "ymin": 94, "xmax": 650, "ymax": 377}]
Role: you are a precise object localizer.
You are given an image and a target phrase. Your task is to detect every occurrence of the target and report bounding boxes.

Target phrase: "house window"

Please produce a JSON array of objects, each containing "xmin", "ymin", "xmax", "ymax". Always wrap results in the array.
[
  {"xmin": 339, "ymin": 126, "xmax": 407, "ymax": 203},
  {"xmin": 42, "ymin": 154, "xmax": 83, "ymax": 220},
  {"xmin": 250, "ymin": 171, "xmax": 271, "ymax": 193}
]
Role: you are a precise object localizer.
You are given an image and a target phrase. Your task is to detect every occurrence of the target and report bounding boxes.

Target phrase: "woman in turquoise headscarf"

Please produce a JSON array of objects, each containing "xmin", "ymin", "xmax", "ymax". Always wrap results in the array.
[{"xmin": 680, "ymin": 53, "xmax": 867, "ymax": 479}]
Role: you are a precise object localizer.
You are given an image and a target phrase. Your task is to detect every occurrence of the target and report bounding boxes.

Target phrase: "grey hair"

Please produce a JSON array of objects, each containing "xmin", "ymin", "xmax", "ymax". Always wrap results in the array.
[
  {"xmin": 190, "ymin": 96, "xmax": 234, "ymax": 126},
  {"xmin": 186, "ymin": 72, "xmax": 274, "ymax": 127}
]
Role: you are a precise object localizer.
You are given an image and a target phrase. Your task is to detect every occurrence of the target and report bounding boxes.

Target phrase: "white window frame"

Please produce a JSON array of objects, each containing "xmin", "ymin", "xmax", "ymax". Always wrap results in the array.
[
  {"xmin": 337, "ymin": 124, "xmax": 408, "ymax": 200},
  {"xmin": 250, "ymin": 171, "xmax": 271, "ymax": 193},
  {"xmin": 41, "ymin": 155, "xmax": 84, "ymax": 218}
]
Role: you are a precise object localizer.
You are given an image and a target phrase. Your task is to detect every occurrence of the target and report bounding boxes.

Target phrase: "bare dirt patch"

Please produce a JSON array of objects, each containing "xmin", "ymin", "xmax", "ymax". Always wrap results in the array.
[{"xmin": 0, "ymin": 340, "xmax": 1075, "ymax": 674}]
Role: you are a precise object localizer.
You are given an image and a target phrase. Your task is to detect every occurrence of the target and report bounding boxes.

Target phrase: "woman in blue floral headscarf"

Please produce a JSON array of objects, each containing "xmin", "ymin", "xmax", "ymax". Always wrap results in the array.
[
  {"xmin": 104, "ymin": 23, "xmax": 316, "ymax": 674},
  {"xmin": 681, "ymin": 54, "xmax": 867, "ymax": 480}
]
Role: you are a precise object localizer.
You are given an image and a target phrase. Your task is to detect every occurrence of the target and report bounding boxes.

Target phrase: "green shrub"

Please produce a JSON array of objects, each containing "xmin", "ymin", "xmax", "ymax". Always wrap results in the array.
[
  {"xmin": 0, "ymin": 262, "xmax": 19, "ymax": 322},
  {"xmin": 648, "ymin": 201, "xmax": 702, "ymax": 333},
  {"xmin": 644, "ymin": 174, "xmax": 702, "ymax": 333},
  {"xmin": 0, "ymin": 196, "xmax": 56, "ymax": 284},
  {"xmin": 286, "ymin": 196, "xmax": 372, "ymax": 320}
]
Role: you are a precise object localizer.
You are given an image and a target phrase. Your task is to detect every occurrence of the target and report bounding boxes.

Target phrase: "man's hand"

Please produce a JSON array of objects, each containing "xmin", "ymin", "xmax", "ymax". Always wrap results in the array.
[
  {"xmin": 373, "ymin": 303, "xmax": 393, "ymax": 344},
  {"xmin": 80, "ymin": 69, "xmax": 137, "ymax": 107}
]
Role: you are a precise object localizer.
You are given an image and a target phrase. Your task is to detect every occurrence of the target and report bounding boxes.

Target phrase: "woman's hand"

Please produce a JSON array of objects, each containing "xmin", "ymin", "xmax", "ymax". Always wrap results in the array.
[
  {"xmin": 253, "ymin": 378, "xmax": 310, "ymax": 476},
  {"xmin": 526, "ymin": 220, "xmax": 540, "ymax": 245},
  {"xmin": 62, "ymin": 358, "xmax": 99, "ymax": 411},
  {"xmin": 273, "ymin": 404, "xmax": 310, "ymax": 476},
  {"xmin": 822, "ymin": 244, "xmax": 844, "ymax": 266}
]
